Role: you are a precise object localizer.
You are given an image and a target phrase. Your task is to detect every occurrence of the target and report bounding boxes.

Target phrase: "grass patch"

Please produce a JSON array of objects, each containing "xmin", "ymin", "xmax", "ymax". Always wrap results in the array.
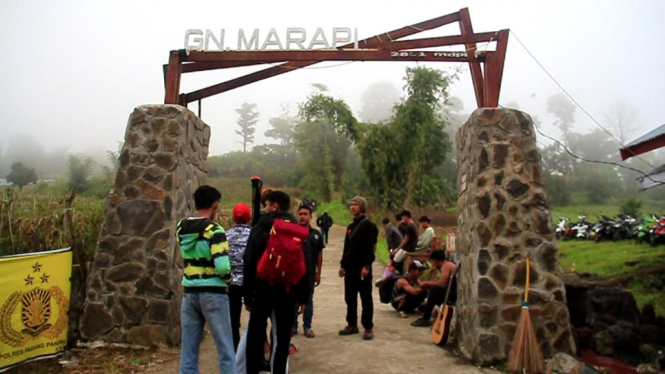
[
  {"xmin": 317, "ymin": 200, "xmax": 353, "ymax": 227},
  {"xmin": 628, "ymin": 284, "xmax": 665, "ymax": 316},
  {"xmin": 557, "ymin": 240, "xmax": 664, "ymax": 276},
  {"xmin": 558, "ymin": 239, "xmax": 665, "ymax": 314},
  {"xmin": 376, "ymin": 239, "xmax": 389, "ymax": 265},
  {"xmin": 550, "ymin": 204, "xmax": 620, "ymax": 222}
]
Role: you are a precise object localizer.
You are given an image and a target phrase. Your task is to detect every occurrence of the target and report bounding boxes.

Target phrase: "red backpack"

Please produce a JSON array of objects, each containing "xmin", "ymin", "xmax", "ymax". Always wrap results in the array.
[{"xmin": 257, "ymin": 219, "xmax": 309, "ymax": 287}]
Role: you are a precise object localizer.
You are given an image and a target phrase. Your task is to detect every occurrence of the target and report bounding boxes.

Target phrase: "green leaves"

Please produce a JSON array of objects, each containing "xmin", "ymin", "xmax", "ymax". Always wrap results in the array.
[{"xmin": 353, "ymin": 66, "xmax": 456, "ymax": 210}]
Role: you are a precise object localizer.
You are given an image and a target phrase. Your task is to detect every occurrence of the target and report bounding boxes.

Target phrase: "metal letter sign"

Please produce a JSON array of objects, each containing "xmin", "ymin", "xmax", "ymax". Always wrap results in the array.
[
  {"xmin": 166, "ymin": 8, "xmax": 509, "ymax": 111},
  {"xmin": 185, "ymin": 28, "xmax": 360, "ymax": 51}
]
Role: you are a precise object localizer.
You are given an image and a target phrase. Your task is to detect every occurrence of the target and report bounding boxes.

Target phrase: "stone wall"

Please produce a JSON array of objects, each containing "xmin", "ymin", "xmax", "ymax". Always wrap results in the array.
[
  {"xmin": 454, "ymin": 108, "xmax": 575, "ymax": 364},
  {"xmin": 79, "ymin": 105, "xmax": 209, "ymax": 347}
]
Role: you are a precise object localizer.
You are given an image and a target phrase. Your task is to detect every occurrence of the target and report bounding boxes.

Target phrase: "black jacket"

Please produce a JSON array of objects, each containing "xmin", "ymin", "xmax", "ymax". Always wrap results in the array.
[
  {"xmin": 340, "ymin": 215, "xmax": 379, "ymax": 270},
  {"xmin": 316, "ymin": 213, "xmax": 333, "ymax": 229},
  {"xmin": 243, "ymin": 210, "xmax": 311, "ymax": 307}
]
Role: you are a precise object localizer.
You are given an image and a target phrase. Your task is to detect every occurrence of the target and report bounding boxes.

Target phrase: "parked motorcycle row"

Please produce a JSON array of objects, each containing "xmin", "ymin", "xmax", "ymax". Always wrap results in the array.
[{"xmin": 555, "ymin": 214, "xmax": 665, "ymax": 246}]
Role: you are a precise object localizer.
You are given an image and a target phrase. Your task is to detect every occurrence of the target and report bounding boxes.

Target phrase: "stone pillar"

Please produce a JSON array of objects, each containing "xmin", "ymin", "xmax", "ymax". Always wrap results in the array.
[
  {"xmin": 454, "ymin": 108, "xmax": 575, "ymax": 364},
  {"xmin": 79, "ymin": 105, "xmax": 210, "ymax": 347}
]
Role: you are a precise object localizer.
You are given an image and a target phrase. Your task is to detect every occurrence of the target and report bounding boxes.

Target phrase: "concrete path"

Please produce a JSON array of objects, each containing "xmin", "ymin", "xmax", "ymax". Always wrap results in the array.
[{"xmin": 155, "ymin": 223, "xmax": 496, "ymax": 374}]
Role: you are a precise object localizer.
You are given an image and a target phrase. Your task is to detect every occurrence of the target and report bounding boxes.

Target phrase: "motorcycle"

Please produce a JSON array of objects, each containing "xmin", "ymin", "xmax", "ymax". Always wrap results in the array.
[
  {"xmin": 612, "ymin": 214, "xmax": 637, "ymax": 241},
  {"xmin": 593, "ymin": 215, "xmax": 615, "ymax": 243},
  {"xmin": 635, "ymin": 215, "xmax": 657, "ymax": 244},
  {"xmin": 555, "ymin": 217, "xmax": 568, "ymax": 240},
  {"xmin": 567, "ymin": 215, "xmax": 593, "ymax": 240},
  {"xmin": 650, "ymin": 216, "xmax": 665, "ymax": 247}
]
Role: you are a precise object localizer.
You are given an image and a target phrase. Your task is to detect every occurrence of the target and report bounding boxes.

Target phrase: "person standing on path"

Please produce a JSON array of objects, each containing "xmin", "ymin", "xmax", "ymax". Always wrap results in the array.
[
  {"xmin": 316, "ymin": 211, "xmax": 333, "ymax": 245},
  {"xmin": 176, "ymin": 186, "xmax": 236, "ymax": 374},
  {"xmin": 243, "ymin": 190, "xmax": 310, "ymax": 374},
  {"xmin": 226, "ymin": 202, "xmax": 252, "ymax": 351},
  {"xmin": 293, "ymin": 205, "xmax": 325, "ymax": 338},
  {"xmin": 338, "ymin": 196, "xmax": 379, "ymax": 340}
]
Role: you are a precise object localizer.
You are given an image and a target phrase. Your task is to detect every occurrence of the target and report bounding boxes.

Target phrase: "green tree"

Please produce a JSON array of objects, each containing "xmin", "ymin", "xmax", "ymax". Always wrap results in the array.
[
  {"xmin": 293, "ymin": 87, "xmax": 357, "ymax": 201},
  {"xmin": 6, "ymin": 162, "xmax": 37, "ymax": 190},
  {"xmin": 620, "ymin": 198, "xmax": 642, "ymax": 218},
  {"xmin": 353, "ymin": 66, "xmax": 456, "ymax": 211},
  {"xmin": 67, "ymin": 154, "xmax": 95, "ymax": 192},
  {"xmin": 236, "ymin": 102, "xmax": 259, "ymax": 153}
]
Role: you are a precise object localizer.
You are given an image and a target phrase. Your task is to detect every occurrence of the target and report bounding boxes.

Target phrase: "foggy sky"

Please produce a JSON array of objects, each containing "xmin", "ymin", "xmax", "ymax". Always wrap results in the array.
[{"xmin": 1, "ymin": 0, "xmax": 663, "ymax": 158}]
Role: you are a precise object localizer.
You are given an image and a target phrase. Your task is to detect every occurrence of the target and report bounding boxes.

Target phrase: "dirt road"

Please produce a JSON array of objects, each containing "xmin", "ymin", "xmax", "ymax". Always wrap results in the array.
[{"xmin": 156, "ymin": 223, "xmax": 495, "ymax": 374}]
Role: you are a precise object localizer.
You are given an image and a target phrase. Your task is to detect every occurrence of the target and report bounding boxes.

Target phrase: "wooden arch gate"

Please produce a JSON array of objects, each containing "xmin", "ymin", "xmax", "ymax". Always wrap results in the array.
[{"xmin": 163, "ymin": 8, "xmax": 509, "ymax": 114}]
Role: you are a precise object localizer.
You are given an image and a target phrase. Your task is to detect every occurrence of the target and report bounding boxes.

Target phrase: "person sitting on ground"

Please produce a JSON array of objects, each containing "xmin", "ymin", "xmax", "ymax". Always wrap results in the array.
[
  {"xmin": 415, "ymin": 215, "xmax": 434, "ymax": 252},
  {"xmin": 376, "ymin": 216, "xmax": 404, "ymax": 286},
  {"xmin": 391, "ymin": 261, "xmax": 428, "ymax": 318},
  {"xmin": 411, "ymin": 250, "xmax": 457, "ymax": 327}
]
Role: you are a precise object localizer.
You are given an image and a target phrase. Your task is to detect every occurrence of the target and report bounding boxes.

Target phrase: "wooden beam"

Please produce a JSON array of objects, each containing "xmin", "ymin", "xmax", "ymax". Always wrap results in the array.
[
  {"xmin": 183, "ymin": 9, "xmax": 465, "ymax": 103},
  {"xmin": 182, "ymin": 61, "xmax": 284, "ymax": 73},
  {"xmin": 164, "ymin": 51, "xmax": 182, "ymax": 104},
  {"xmin": 378, "ymin": 31, "xmax": 498, "ymax": 51},
  {"xmin": 459, "ymin": 8, "xmax": 486, "ymax": 108},
  {"xmin": 484, "ymin": 30, "xmax": 509, "ymax": 107},
  {"xmin": 183, "ymin": 50, "xmax": 475, "ymax": 63}
]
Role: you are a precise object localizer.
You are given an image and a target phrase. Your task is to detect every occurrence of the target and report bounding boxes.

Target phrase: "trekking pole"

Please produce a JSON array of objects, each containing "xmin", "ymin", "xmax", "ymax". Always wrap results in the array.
[{"xmin": 251, "ymin": 176, "xmax": 263, "ymax": 226}]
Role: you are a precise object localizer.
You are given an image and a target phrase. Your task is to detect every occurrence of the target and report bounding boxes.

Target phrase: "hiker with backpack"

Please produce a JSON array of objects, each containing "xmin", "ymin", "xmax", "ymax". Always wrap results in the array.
[
  {"xmin": 338, "ymin": 196, "xmax": 379, "ymax": 341},
  {"xmin": 177, "ymin": 186, "xmax": 236, "ymax": 374},
  {"xmin": 411, "ymin": 250, "xmax": 457, "ymax": 327},
  {"xmin": 292, "ymin": 205, "xmax": 325, "ymax": 338},
  {"xmin": 316, "ymin": 212, "xmax": 333, "ymax": 245},
  {"xmin": 243, "ymin": 190, "xmax": 311, "ymax": 374}
]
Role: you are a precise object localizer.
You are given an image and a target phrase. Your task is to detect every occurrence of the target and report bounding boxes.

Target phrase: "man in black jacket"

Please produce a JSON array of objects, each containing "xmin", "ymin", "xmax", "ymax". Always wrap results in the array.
[
  {"xmin": 338, "ymin": 196, "xmax": 379, "ymax": 340},
  {"xmin": 316, "ymin": 211, "xmax": 333, "ymax": 244},
  {"xmin": 243, "ymin": 190, "xmax": 310, "ymax": 374}
]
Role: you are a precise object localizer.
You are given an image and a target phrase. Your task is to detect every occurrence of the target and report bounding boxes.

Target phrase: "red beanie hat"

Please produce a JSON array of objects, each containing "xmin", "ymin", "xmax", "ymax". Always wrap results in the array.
[{"xmin": 232, "ymin": 203, "xmax": 251, "ymax": 224}]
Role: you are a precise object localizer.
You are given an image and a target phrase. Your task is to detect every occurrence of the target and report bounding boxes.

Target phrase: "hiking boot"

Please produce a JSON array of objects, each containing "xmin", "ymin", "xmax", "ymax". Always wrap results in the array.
[
  {"xmin": 363, "ymin": 329, "xmax": 374, "ymax": 341},
  {"xmin": 411, "ymin": 318, "xmax": 432, "ymax": 327},
  {"xmin": 338, "ymin": 325, "xmax": 359, "ymax": 336}
]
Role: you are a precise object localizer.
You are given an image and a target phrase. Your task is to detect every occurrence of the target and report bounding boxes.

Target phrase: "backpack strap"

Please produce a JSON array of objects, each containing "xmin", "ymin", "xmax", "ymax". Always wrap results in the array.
[{"xmin": 350, "ymin": 217, "xmax": 368, "ymax": 241}]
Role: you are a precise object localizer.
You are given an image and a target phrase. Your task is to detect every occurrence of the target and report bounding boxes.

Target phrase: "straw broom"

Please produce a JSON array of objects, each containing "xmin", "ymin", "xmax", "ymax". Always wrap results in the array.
[{"xmin": 507, "ymin": 257, "xmax": 544, "ymax": 373}]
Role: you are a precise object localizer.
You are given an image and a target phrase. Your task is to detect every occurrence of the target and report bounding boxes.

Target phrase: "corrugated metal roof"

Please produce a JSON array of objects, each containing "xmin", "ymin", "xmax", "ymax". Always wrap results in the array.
[
  {"xmin": 637, "ymin": 163, "xmax": 665, "ymax": 191},
  {"xmin": 624, "ymin": 123, "xmax": 665, "ymax": 148}
]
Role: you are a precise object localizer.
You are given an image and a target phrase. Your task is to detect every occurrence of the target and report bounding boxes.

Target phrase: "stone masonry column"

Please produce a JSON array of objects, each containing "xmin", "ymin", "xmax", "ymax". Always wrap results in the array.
[
  {"xmin": 454, "ymin": 108, "xmax": 575, "ymax": 364},
  {"xmin": 79, "ymin": 105, "xmax": 210, "ymax": 347}
]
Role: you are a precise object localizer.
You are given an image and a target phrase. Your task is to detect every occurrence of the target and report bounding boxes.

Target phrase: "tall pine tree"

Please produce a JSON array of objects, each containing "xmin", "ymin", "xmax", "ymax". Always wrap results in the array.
[{"xmin": 235, "ymin": 102, "xmax": 259, "ymax": 153}]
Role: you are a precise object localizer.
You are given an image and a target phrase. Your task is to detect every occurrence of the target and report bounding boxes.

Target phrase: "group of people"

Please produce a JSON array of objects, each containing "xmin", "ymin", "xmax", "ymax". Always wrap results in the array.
[
  {"xmin": 176, "ymin": 186, "xmax": 453, "ymax": 374},
  {"xmin": 378, "ymin": 211, "xmax": 457, "ymax": 327},
  {"xmin": 177, "ymin": 185, "xmax": 367, "ymax": 374}
]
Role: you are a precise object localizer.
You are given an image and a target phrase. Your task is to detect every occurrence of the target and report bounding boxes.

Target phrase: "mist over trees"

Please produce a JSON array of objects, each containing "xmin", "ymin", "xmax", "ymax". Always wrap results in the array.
[{"xmin": 6, "ymin": 162, "xmax": 37, "ymax": 189}]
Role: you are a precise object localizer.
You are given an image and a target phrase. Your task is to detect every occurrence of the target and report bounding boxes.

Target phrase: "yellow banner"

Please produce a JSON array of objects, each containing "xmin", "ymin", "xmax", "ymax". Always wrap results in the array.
[{"xmin": 0, "ymin": 248, "xmax": 72, "ymax": 372}]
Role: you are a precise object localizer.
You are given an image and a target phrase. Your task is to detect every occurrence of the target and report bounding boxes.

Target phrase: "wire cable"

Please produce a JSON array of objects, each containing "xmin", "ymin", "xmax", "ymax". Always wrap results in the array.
[
  {"xmin": 533, "ymin": 123, "xmax": 659, "ymax": 185},
  {"xmin": 509, "ymin": 30, "xmax": 654, "ymax": 168}
]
